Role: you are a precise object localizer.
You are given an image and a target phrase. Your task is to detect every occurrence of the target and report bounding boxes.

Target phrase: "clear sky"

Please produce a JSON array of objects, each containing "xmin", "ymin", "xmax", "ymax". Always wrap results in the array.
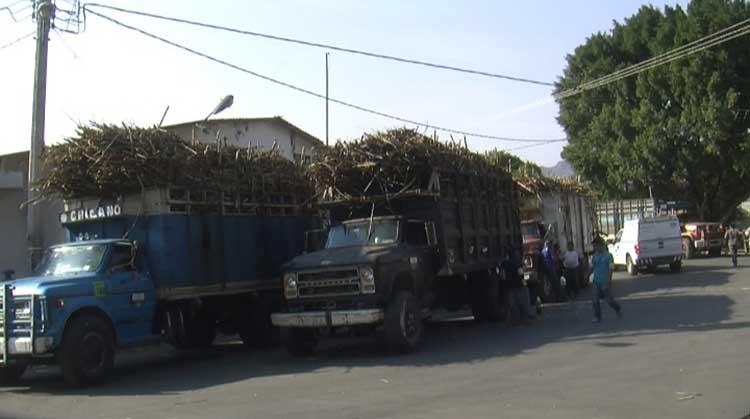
[{"xmin": 0, "ymin": 0, "xmax": 687, "ymax": 166}]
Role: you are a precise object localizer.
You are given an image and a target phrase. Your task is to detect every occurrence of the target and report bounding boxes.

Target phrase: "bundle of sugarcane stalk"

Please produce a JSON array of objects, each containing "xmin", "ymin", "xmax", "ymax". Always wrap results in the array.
[
  {"xmin": 36, "ymin": 123, "xmax": 311, "ymax": 204},
  {"xmin": 307, "ymin": 128, "xmax": 512, "ymax": 201}
]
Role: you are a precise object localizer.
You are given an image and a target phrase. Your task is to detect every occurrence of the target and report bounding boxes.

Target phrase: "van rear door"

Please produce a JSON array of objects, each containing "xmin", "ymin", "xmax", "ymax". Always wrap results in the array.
[{"xmin": 638, "ymin": 217, "xmax": 682, "ymax": 258}]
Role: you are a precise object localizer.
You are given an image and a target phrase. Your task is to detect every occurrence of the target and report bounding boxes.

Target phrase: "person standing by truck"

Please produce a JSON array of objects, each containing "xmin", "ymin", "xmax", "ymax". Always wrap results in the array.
[
  {"xmin": 501, "ymin": 248, "xmax": 535, "ymax": 325},
  {"xmin": 562, "ymin": 241, "xmax": 581, "ymax": 300},
  {"xmin": 542, "ymin": 240, "xmax": 566, "ymax": 302},
  {"xmin": 725, "ymin": 224, "xmax": 740, "ymax": 267},
  {"xmin": 588, "ymin": 240, "xmax": 622, "ymax": 323}
]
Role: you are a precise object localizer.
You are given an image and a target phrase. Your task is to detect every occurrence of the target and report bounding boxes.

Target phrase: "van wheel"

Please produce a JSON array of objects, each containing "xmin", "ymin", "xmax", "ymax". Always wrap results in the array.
[
  {"xmin": 682, "ymin": 238, "xmax": 693, "ymax": 259},
  {"xmin": 59, "ymin": 315, "xmax": 115, "ymax": 387},
  {"xmin": 670, "ymin": 261, "xmax": 682, "ymax": 272},
  {"xmin": 281, "ymin": 328, "xmax": 317, "ymax": 357},
  {"xmin": 0, "ymin": 362, "xmax": 28, "ymax": 385},
  {"xmin": 626, "ymin": 256, "xmax": 638, "ymax": 276},
  {"xmin": 384, "ymin": 291, "xmax": 422, "ymax": 353}
]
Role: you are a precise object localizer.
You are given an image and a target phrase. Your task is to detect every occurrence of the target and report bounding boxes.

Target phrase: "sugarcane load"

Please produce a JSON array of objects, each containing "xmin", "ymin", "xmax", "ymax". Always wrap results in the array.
[{"xmin": 271, "ymin": 128, "xmax": 523, "ymax": 355}]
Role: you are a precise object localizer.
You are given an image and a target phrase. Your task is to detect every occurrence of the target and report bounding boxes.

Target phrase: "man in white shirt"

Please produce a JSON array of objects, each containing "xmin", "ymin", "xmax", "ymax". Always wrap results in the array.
[{"xmin": 562, "ymin": 241, "xmax": 581, "ymax": 300}]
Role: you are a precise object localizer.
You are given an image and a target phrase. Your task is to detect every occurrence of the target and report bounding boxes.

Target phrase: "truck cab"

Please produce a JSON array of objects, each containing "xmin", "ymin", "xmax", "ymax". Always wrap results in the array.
[
  {"xmin": 0, "ymin": 239, "xmax": 156, "ymax": 385},
  {"xmin": 272, "ymin": 215, "xmax": 439, "ymax": 355}
]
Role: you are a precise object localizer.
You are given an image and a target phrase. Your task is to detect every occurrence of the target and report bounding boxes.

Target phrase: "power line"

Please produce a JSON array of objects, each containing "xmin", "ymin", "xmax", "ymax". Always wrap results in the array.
[
  {"xmin": 86, "ymin": 9, "xmax": 566, "ymax": 145},
  {"xmin": 555, "ymin": 19, "xmax": 750, "ymax": 100},
  {"xmin": 83, "ymin": 3, "xmax": 555, "ymax": 87},
  {"xmin": 0, "ymin": 30, "xmax": 34, "ymax": 51}
]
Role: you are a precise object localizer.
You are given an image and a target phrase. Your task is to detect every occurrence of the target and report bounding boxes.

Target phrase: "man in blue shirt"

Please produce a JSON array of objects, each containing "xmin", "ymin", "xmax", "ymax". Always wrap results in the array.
[{"xmin": 587, "ymin": 239, "xmax": 622, "ymax": 322}]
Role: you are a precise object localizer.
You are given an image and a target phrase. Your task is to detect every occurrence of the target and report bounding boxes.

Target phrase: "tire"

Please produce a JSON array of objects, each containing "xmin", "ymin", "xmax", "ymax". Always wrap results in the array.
[
  {"xmin": 281, "ymin": 328, "xmax": 317, "ymax": 357},
  {"xmin": 708, "ymin": 247, "xmax": 720, "ymax": 257},
  {"xmin": 670, "ymin": 260, "xmax": 682, "ymax": 272},
  {"xmin": 626, "ymin": 255, "xmax": 638, "ymax": 276},
  {"xmin": 238, "ymin": 297, "xmax": 275, "ymax": 349},
  {"xmin": 0, "ymin": 362, "xmax": 28, "ymax": 385},
  {"xmin": 59, "ymin": 315, "xmax": 115, "ymax": 387},
  {"xmin": 470, "ymin": 271, "xmax": 507, "ymax": 322},
  {"xmin": 682, "ymin": 238, "xmax": 693, "ymax": 260},
  {"xmin": 384, "ymin": 291, "xmax": 422, "ymax": 354},
  {"xmin": 184, "ymin": 314, "xmax": 216, "ymax": 349}
]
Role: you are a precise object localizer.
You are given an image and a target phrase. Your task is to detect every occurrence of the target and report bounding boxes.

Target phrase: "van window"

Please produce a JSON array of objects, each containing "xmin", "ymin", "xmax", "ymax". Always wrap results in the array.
[{"xmin": 638, "ymin": 218, "xmax": 680, "ymax": 241}]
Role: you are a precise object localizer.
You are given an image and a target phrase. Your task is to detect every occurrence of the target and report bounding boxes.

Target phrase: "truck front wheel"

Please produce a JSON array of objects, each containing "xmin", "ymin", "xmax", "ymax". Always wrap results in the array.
[
  {"xmin": 281, "ymin": 328, "xmax": 317, "ymax": 357},
  {"xmin": 59, "ymin": 315, "xmax": 115, "ymax": 387},
  {"xmin": 385, "ymin": 291, "xmax": 422, "ymax": 353},
  {"xmin": 0, "ymin": 362, "xmax": 28, "ymax": 385}
]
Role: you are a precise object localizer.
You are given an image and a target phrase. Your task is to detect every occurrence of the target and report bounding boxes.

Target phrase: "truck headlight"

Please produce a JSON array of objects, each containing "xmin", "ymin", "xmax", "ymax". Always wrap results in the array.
[
  {"xmin": 283, "ymin": 273, "xmax": 298, "ymax": 299},
  {"xmin": 359, "ymin": 267, "xmax": 375, "ymax": 294}
]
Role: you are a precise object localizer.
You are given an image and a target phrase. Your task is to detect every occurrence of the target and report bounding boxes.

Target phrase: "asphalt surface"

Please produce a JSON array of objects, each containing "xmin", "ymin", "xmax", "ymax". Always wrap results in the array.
[{"xmin": 1, "ymin": 256, "xmax": 749, "ymax": 419}]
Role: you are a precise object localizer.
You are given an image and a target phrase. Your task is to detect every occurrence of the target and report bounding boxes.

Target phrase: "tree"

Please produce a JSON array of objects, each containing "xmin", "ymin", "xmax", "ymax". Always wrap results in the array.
[{"xmin": 557, "ymin": 0, "xmax": 750, "ymax": 221}]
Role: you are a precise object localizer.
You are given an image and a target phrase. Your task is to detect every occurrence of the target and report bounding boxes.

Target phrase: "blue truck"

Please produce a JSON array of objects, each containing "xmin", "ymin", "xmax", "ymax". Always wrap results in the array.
[{"xmin": 0, "ymin": 188, "xmax": 314, "ymax": 386}]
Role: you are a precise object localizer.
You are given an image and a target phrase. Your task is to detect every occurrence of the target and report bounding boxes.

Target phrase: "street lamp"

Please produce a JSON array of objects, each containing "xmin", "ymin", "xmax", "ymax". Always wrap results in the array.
[{"xmin": 205, "ymin": 95, "xmax": 234, "ymax": 122}]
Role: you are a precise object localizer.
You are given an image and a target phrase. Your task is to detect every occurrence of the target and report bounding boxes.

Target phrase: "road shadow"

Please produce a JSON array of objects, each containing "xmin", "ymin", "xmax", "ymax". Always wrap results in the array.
[
  {"xmin": 3, "ymin": 263, "xmax": 746, "ymax": 397},
  {"xmin": 611, "ymin": 261, "xmax": 733, "ymax": 298}
]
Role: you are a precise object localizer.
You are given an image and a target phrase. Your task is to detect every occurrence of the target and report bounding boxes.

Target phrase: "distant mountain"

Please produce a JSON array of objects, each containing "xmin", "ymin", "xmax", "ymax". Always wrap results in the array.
[{"xmin": 541, "ymin": 160, "xmax": 575, "ymax": 178}]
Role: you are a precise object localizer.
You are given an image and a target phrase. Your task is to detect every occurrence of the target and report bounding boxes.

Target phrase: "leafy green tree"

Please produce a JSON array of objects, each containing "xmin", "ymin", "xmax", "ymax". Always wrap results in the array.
[{"xmin": 557, "ymin": 0, "xmax": 750, "ymax": 221}]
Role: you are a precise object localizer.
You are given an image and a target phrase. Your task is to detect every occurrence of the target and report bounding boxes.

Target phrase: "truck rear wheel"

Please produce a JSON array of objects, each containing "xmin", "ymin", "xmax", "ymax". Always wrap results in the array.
[
  {"xmin": 184, "ymin": 314, "xmax": 216, "ymax": 348},
  {"xmin": 59, "ymin": 315, "xmax": 115, "ymax": 387},
  {"xmin": 0, "ymin": 362, "xmax": 28, "ymax": 385},
  {"xmin": 670, "ymin": 261, "xmax": 682, "ymax": 272},
  {"xmin": 708, "ymin": 247, "xmax": 720, "ymax": 257},
  {"xmin": 281, "ymin": 328, "xmax": 317, "ymax": 357},
  {"xmin": 238, "ymin": 296, "xmax": 276, "ymax": 349},
  {"xmin": 470, "ymin": 271, "xmax": 508, "ymax": 322},
  {"xmin": 385, "ymin": 291, "xmax": 422, "ymax": 353}
]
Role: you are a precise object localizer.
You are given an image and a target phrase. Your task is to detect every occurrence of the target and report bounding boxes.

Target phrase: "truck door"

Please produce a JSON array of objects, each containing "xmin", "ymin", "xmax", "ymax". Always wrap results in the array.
[
  {"xmin": 404, "ymin": 221, "xmax": 437, "ymax": 288},
  {"xmin": 103, "ymin": 243, "xmax": 157, "ymax": 343}
]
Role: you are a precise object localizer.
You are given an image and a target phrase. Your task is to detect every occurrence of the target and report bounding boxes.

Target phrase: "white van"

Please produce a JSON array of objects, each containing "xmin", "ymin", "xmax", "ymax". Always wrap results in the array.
[{"xmin": 609, "ymin": 216, "xmax": 683, "ymax": 275}]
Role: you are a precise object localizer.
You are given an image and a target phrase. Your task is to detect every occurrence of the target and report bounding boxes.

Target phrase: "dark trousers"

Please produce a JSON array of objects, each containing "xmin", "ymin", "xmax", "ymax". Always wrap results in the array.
[
  {"xmin": 563, "ymin": 267, "xmax": 579, "ymax": 298},
  {"xmin": 545, "ymin": 267, "xmax": 566, "ymax": 302},
  {"xmin": 592, "ymin": 283, "xmax": 621, "ymax": 320},
  {"xmin": 731, "ymin": 245, "xmax": 738, "ymax": 267}
]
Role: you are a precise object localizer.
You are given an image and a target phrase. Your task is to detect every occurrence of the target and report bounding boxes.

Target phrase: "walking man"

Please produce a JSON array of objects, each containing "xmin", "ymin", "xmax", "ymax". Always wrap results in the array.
[
  {"xmin": 588, "ymin": 239, "xmax": 621, "ymax": 323},
  {"xmin": 542, "ymin": 240, "xmax": 566, "ymax": 302},
  {"xmin": 562, "ymin": 241, "xmax": 581, "ymax": 300},
  {"xmin": 725, "ymin": 224, "xmax": 740, "ymax": 268}
]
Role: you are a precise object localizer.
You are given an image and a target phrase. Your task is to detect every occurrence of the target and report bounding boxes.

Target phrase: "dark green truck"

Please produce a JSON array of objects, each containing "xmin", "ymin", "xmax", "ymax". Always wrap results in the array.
[{"xmin": 271, "ymin": 168, "xmax": 522, "ymax": 355}]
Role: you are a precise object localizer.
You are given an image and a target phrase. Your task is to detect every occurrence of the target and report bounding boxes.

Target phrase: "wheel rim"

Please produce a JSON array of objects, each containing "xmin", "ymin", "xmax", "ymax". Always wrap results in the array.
[
  {"xmin": 402, "ymin": 303, "xmax": 419, "ymax": 339},
  {"xmin": 80, "ymin": 332, "xmax": 106, "ymax": 373}
]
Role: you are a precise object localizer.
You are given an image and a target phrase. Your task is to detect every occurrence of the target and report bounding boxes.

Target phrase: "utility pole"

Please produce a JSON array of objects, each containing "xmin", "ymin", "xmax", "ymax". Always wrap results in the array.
[
  {"xmin": 325, "ymin": 52, "xmax": 329, "ymax": 146},
  {"xmin": 27, "ymin": 0, "xmax": 54, "ymax": 270}
]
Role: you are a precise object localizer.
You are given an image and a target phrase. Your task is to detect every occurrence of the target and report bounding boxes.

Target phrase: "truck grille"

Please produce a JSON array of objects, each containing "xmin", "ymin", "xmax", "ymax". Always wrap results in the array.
[{"xmin": 298, "ymin": 269, "xmax": 360, "ymax": 298}]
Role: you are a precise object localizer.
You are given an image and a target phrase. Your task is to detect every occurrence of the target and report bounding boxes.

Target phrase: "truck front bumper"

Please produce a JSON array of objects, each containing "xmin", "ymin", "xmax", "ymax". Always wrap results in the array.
[
  {"xmin": 0, "ymin": 337, "xmax": 54, "ymax": 356},
  {"xmin": 271, "ymin": 309, "xmax": 384, "ymax": 328}
]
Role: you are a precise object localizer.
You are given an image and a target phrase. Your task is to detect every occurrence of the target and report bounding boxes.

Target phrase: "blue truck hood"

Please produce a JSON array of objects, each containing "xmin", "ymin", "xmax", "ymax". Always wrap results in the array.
[{"xmin": 5, "ymin": 273, "xmax": 99, "ymax": 297}]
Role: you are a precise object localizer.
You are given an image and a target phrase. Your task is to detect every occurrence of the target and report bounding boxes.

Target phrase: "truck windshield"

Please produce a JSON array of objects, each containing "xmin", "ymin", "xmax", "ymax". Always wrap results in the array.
[
  {"xmin": 326, "ymin": 219, "xmax": 399, "ymax": 248},
  {"xmin": 36, "ymin": 244, "xmax": 107, "ymax": 276}
]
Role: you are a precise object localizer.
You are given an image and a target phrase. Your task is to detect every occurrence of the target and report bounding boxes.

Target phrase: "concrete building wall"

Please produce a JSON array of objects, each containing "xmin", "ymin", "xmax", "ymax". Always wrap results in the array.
[{"xmin": 164, "ymin": 117, "xmax": 321, "ymax": 163}]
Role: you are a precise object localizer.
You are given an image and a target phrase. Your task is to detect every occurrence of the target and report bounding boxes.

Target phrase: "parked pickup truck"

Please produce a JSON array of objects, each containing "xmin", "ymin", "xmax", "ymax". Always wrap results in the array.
[
  {"xmin": 0, "ymin": 188, "xmax": 314, "ymax": 386},
  {"xmin": 271, "ymin": 169, "xmax": 522, "ymax": 355},
  {"xmin": 681, "ymin": 222, "xmax": 722, "ymax": 259}
]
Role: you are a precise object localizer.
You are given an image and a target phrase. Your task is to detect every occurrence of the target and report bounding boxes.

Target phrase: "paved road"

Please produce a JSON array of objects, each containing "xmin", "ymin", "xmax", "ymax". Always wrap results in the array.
[{"xmin": 1, "ymin": 256, "xmax": 749, "ymax": 419}]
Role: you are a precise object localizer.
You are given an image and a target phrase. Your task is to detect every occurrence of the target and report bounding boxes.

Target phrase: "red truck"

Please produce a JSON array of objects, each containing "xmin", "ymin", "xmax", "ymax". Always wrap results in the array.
[{"xmin": 681, "ymin": 222, "xmax": 722, "ymax": 258}]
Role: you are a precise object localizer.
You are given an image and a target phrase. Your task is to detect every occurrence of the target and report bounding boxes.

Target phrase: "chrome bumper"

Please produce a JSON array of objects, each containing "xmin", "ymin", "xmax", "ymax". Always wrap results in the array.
[
  {"xmin": 0, "ymin": 337, "xmax": 54, "ymax": 355},
  {"xmin": 271, "ymin": 309, "xmax": 384, "ymax": 328}
]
